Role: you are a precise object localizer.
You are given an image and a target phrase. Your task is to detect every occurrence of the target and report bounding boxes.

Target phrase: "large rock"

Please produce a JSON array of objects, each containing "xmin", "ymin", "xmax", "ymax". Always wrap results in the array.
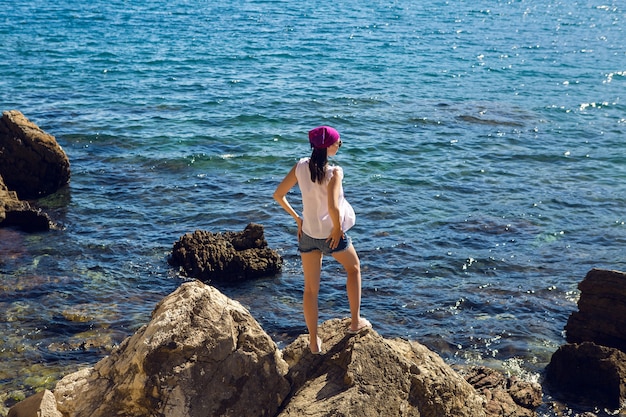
[
  {"xmin": 10, "ymin": 281, "xmax": 544, "ymax": 417},
  {"xmin": 565, "ymin": 268, "xmax": 626, "ymax": 351},
  {"xmin": 546, "ymin": 342, "xmax": 626, "ymax": 409},
  {"xmin": 169, "ymin": 223, "xmax": 282, "ymax": 283},
  {"xmin": 281, "ymin": 319, "xmax": 489, "ymax": 417},
  {"xmin": 546, "ymin": 268, "xmax": 626, "ymax": 410},
  {"xmin": 53, "ymin": 281, "xmax": 291, "ymax": 417},
  {"xmin": 0, "ymin": 110, "xmax": 70, "ymax": 200},
  {"xmin": 0, "ymin": 174, "xmax": 51, "ymax": 231}
]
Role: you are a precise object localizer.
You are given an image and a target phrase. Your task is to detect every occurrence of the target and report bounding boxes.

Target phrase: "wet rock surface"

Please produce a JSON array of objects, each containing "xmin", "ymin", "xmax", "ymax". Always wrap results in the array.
[
  {"xmin": 546, "ymin": 269, "xmax": 626, "ymax": 411},
  {"xmin": 0, "ymin": 174, "xmax": 51, "ymax": 232},
  {"xmin": 169, "ymin": 223, "xmax": 282, "ymax": 283}
]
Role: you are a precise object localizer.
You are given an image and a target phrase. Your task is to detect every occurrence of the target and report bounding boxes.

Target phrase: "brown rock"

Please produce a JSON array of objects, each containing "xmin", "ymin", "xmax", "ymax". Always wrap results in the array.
[
  {"xmin": 546, "ymin": 342, "xmax": 626, "ymax": 409},
  {"xmin": 460, "ymin": 366, "xmax": 542, "ymax": 417},
  {"xmin": 280, "ymin": 319, "xmax": 488, "ymax": 417},
  {"xmin": 547, "ymin": 269, "xmax": 626, "ymax": 410},
  {"xmin": 53, "ymin": 280, "xmax": 291, "ymax": 417},
  {"xmin": 9, "ymin": 281, "xmax": 545, "ymax": 417},
  {"xmin": 565, "ymin": 269, "xmax": 626, "ymax": 351},
  {"xmin": 169, "ymin": 223, "xmax": 282, "ymax": 282},
  {"xmin": 7, "ymin": 389, "xmax": 61, "ymax": 417},
  {"xmin": 0, "ymin": 174, "xmax": 50, "ymax": 231},
  {"xmin": 0, "ymin": 110, "xmax": 70, "ymax": 199}
]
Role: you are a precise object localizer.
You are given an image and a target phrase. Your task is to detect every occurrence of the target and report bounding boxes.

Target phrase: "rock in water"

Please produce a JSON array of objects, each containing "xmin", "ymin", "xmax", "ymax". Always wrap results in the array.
[
  {"xmin": 169, "ymin": 223, "xmax": 282, "ymax": 283},
  {"xmin": 0, "ymin": 110, "xmax": 70, "ymax": 199},
  {"xmin": 547, "ymin": 342, "xmax": 626, "ymax": 409},
  {"xmin": 7, "ymin": 389, "xmax": 62, "ymax": 417},
  {"xmin": 546, "ymin": 268, "xmax": 626, "ymax": 410},
  {"xmin": 565, "ymin": 268, "xmax": 626, "ymax": 351},
  {"xmin": 0, "ymin": 174, "xmax": 51, "ymax": 231}
]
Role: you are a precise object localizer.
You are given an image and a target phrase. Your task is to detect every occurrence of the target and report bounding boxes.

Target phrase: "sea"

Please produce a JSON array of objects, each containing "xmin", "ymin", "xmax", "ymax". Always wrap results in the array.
[{"xmin": 1, "ymin": 0, "xmax": 625, "ymax": 415}]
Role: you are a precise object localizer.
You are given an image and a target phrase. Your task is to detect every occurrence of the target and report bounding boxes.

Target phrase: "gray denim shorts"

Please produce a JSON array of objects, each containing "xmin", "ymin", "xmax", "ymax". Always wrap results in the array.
[{"xmin": 298, "ymin": 232, "xmax": 352, "ymax": 256}]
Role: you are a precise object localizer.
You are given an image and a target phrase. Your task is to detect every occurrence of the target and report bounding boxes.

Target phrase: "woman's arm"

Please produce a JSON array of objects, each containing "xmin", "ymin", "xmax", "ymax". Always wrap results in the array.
[{"xmin": 273, "ymin": 164, "xmax": 303, "ymax": 236}]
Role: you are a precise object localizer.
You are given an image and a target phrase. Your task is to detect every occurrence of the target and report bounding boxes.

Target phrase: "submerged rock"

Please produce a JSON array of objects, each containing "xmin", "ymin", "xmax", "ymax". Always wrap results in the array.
[{"xmin": 169, "ymin": 223, "xmax": 282, "ymax": 283}]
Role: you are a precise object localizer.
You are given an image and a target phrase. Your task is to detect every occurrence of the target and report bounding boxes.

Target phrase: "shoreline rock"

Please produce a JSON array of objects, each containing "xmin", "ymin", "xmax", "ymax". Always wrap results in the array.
[
  {"xmin": 546, "ymin": 268, "xmax": 626, "ymax": 410},
  {"xmin": 0, "ymin": 110, "xmax": 70, "ymax": 232},
  {"xmin": 9, "ymin": 280, "xmax": 542, "ymax": 417},
  {"xmin": 0, "ymin": 174, "xmax": 51, "ymax": 232},
  {"xmin": 0, "ymin": 110, "xmax": 70, "ymax": 200}
]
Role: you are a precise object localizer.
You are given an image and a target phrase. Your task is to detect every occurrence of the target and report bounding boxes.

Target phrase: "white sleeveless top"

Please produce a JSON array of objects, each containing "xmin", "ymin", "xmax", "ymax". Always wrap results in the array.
[{"xmin": 294, "ymin": 157, "xmax": 356, "ymax": 239}]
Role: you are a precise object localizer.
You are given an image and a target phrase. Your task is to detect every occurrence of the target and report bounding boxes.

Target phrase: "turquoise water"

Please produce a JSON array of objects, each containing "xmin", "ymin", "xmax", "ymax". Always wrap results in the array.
[{"xmin": 1, "ymin": 0, "xmax": 625, "ymax": 414}]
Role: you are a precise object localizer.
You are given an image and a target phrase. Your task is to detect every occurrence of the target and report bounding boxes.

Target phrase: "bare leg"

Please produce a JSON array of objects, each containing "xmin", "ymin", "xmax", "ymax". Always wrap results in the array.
[
  {"xmin": 332, "ymin": 245, "xmax": 369, "ymax": 331},
  {"xmin": 301, "ymin": 250, "xmax": 323, "ymax": 352}
]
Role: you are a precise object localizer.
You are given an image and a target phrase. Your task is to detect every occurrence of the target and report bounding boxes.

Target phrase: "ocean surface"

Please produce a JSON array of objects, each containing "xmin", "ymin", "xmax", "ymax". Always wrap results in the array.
[{"xmin": 1, "ymin": 0, "xmax": 625, "ymax": 414}]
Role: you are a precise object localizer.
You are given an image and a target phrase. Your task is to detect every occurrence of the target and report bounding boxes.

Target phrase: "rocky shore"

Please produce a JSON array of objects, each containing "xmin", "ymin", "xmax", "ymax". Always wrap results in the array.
[
  {"xmin": 7, "ymin": 268, "xmax": 626, "ymax": 417},
  {"xmin": 8, "ymin": 280, "xmax": 543, "ymax": 417},
  {"xmin": 3, "ymin": 111, "xmax": 626, "ymax": 416}
]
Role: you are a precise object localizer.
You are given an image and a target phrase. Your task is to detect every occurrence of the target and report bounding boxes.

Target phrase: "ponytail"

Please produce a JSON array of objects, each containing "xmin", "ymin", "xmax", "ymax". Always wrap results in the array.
[{"xmin": 309, "ymin": 148, "xmax": 328, "ymax": 184}]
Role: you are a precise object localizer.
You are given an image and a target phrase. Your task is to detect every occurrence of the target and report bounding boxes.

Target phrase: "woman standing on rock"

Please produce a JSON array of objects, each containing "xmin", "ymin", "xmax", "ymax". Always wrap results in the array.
[{"xmin": 273, "ymin": 126, "xmax": 371, "ymax": 354}]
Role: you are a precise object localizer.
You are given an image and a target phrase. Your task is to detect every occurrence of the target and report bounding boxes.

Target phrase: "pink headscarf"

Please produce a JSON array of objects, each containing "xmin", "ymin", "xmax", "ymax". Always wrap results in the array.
[{"xmin": 308, "ymin": 126, "xmax": 340, "ymax": 148}]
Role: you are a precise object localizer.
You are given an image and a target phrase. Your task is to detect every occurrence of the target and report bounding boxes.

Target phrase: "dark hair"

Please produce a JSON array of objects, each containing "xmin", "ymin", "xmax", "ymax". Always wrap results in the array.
[{"xmin": 309, "ymin": 147, "xmax": 328, "ymax": 184}]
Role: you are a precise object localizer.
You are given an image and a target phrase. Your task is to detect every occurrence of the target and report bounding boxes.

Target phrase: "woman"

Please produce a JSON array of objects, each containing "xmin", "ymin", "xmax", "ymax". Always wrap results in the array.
[{"xmin": 273, "ymin": 125, "xmax": 371, "ymax": 354}]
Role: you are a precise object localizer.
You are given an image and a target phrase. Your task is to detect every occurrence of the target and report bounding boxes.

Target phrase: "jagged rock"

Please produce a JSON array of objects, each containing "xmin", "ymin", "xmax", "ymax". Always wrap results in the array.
[
  {"xmin": 546, "ymin": 342, "xmax": 626, "ymax": 409},
  {"xmin": 9, "ymin": 281, "xmax": 545, "ymax": 417},
  {"xmin": 280, "ymin": 319, "xmax": 489, "ymax": 417},
  {"xmin": 7, "ymin": 389, "xmax": 61, "ymax": 417},
  {"xmin": 0, "ymin": 174, "xmax": 28, "ymax": 221},
  {"xmin": 0, "ymin": 110, "xmax": 70, "ymax": 200},
  {"xmin": 565, "ymin": 268, "xmax": 626, "ymax": 351},
  {"xmin": 52, "ymin": 280, "xmax": 291, "ymax": 417},
  {"xmin": 459, "ymin": 366, "xmax": 542, "ymax": 417},
  {"xmin": 0, "ymin": 174, "xmax": 50, "ymax": 232},
  {"xmin": 169, "ymin": 223, "xmax": 282, "ymax": 282},
  {"xmin": 546, "ymin": 268, "xmax": 626, "ymax": 410}
]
